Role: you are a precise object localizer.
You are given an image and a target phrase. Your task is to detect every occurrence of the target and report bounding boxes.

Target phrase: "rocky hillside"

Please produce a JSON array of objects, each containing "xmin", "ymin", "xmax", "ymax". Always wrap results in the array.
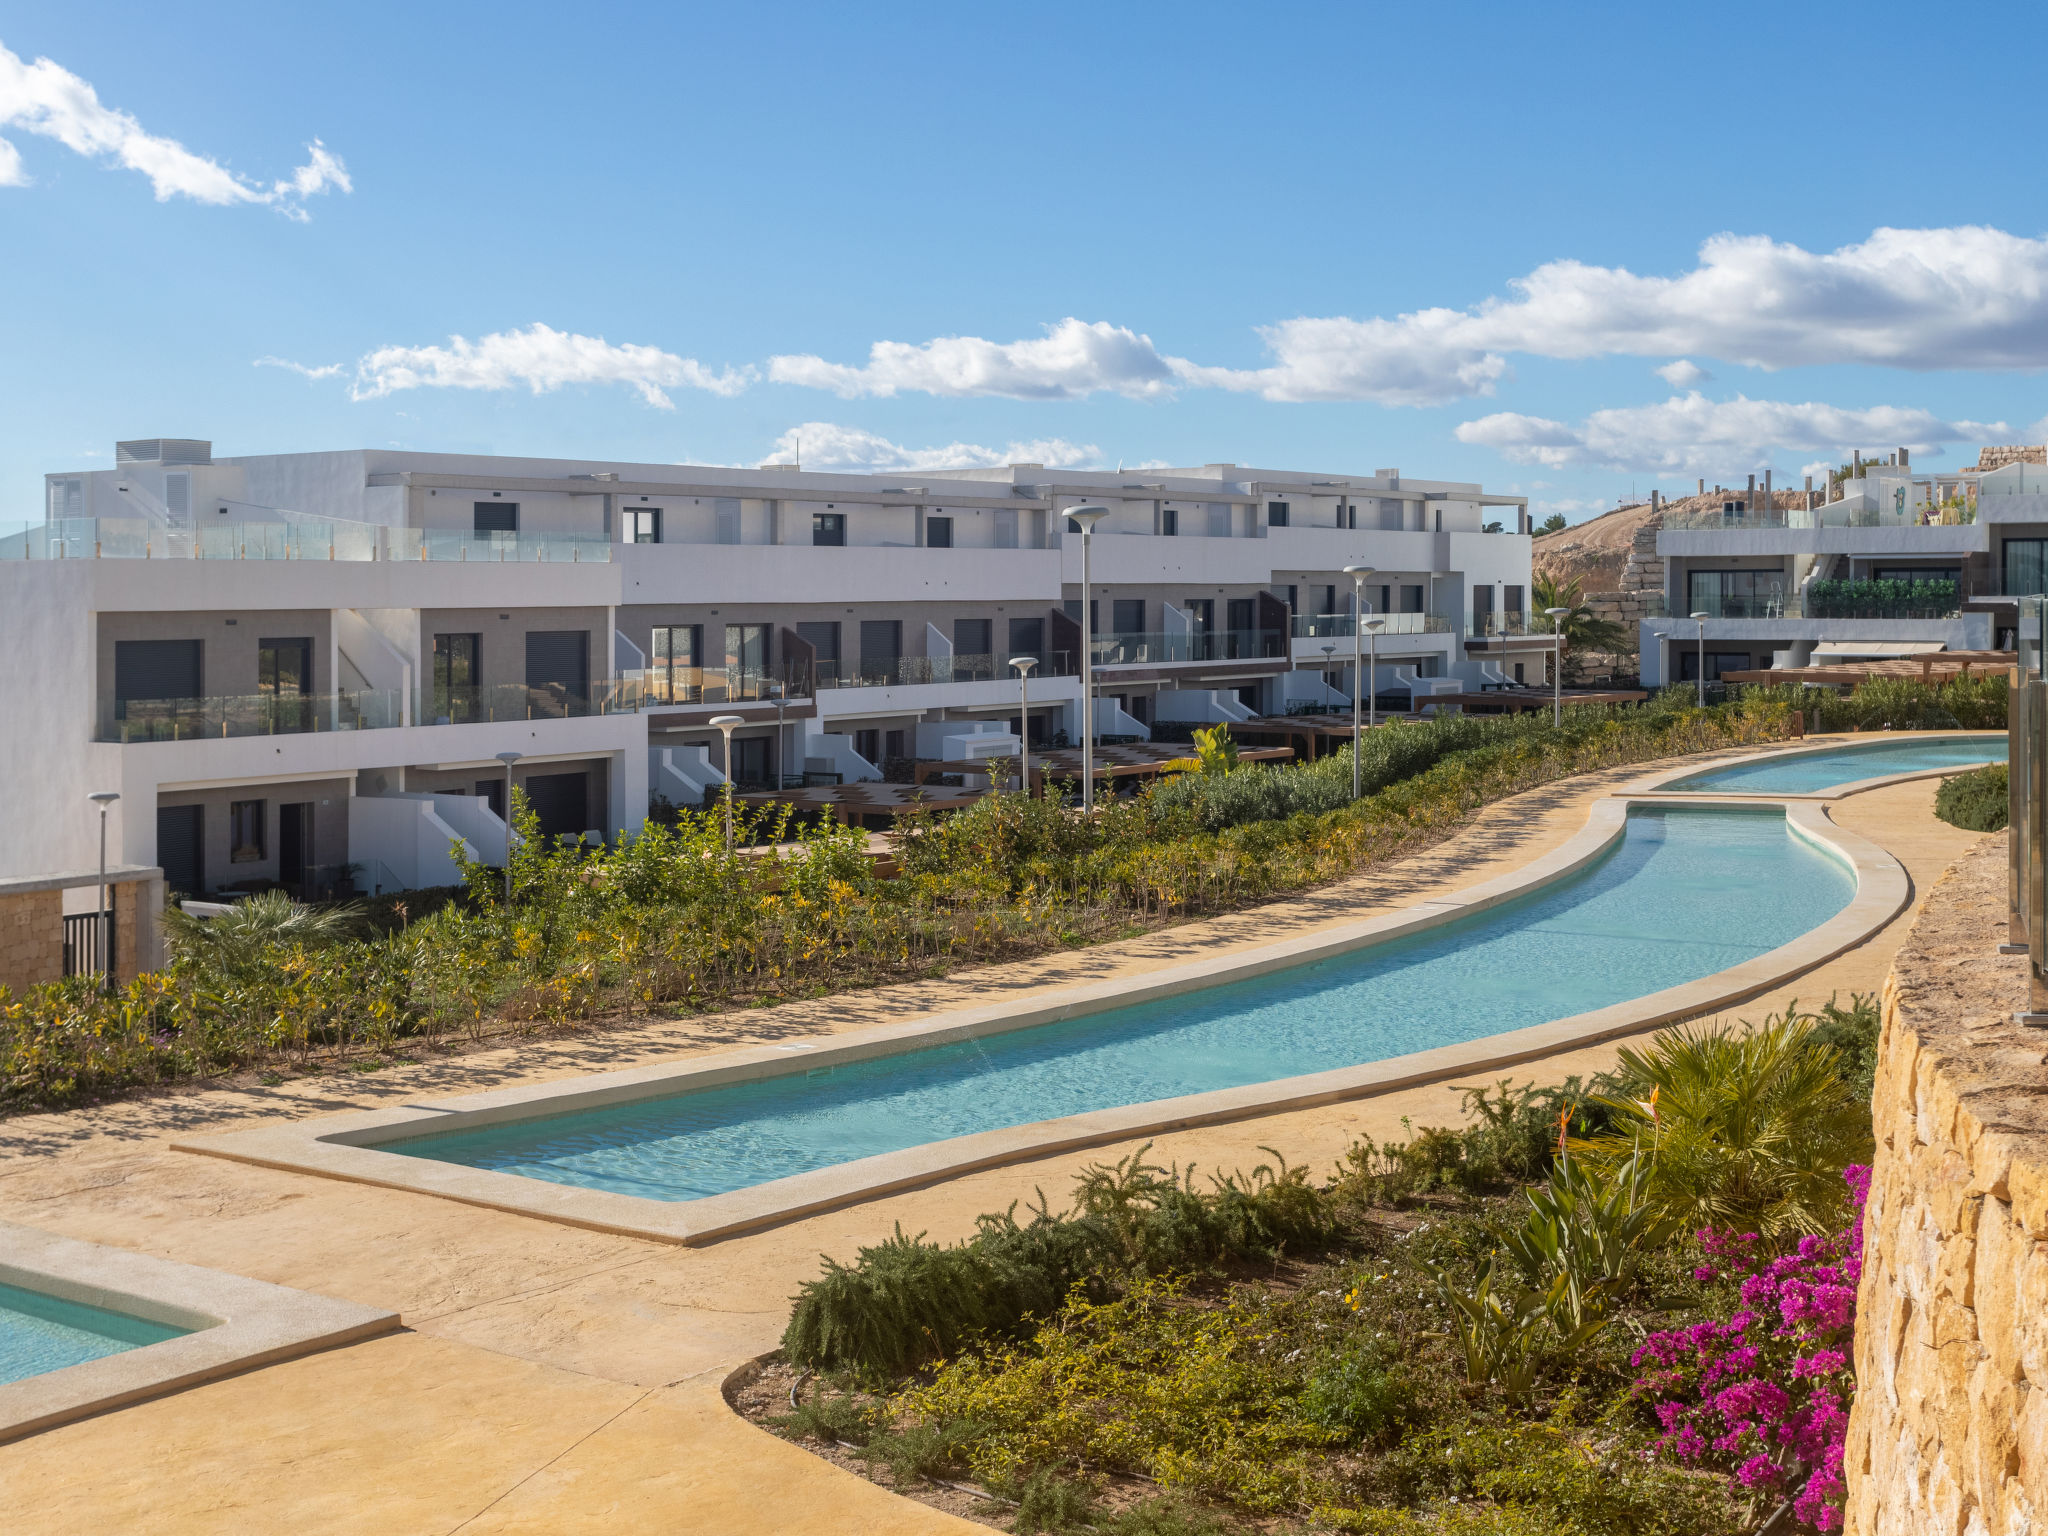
[{"xmin": 1533, "ymin": 489, "xmax": 1814, "ymax": 593}]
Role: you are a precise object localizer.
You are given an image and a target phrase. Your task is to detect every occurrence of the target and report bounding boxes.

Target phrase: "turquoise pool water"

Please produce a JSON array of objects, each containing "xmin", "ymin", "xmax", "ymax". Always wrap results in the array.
[
  {"xmin": 1663, "ymin": 737, "xmax": 2005, "ymax": 795},
  {"xmin": 0, "ymin": 1282, "xmax": 189, "ymax": 1386},
  {"xmin": 392, "ymin": 807, "xmax": 1857, "ymax": 1203}
]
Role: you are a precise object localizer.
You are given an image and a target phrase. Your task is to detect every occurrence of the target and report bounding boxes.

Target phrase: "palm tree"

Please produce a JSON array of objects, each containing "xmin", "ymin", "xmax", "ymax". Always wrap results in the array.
[
  {"xmin": 1532, "ymin": 573, "xmax": 1628, "ymax": 681},
  {"xmin": 167, "ymin": 889, "xmax": 365, "ymax": 981}
]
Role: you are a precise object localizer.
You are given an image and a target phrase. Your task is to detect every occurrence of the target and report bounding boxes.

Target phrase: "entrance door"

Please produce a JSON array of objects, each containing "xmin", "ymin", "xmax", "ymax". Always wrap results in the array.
[
  {"xmin": 157, "ymin": 804, "xmax": 204, "ymax": 897},
  {"xmin": 279, "ymin": 803, "xmax": 315, "ymax": 892},
  {"xmin": 731, "ymin": 737, "xmax": 771, "ymax": 787}
]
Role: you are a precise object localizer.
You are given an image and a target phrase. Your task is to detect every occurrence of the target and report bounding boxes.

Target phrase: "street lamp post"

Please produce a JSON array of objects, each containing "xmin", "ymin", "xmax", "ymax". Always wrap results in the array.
[
  {"xmin": 87, "ymin": 791, "xmax": 119, "ymax": 993},
  {"xmin": 709, "ymin": 715, "xmax": 745, "ymax": 854},
  {"xmin": 1010, "ymin": 655, "xmax": 1039, "ymax": 796},
  {"xmin": 1544, "ymin": 605, "xmax": 1572, "ymax": 726},
  {"xmin": 1341, "ymin": 565, "xmax": 1376, "ymax": 799},
  {"xmin": 1064, "ymin": 505, "xmax": 1109, "ymax": 810},
  {"xmin": 1689, "ymin": 611, "xmax": 1710, "ymax": 706},
  {"xmin": 771, "ymin": 682, "xmax": 787, "ymax": 788},
  {"xmin": 492, "ymin": 751, "xmax": 521, "ymax": 907}
]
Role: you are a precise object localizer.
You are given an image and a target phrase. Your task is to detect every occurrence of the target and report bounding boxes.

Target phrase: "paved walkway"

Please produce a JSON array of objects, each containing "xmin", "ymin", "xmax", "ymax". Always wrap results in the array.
[{"xmin": 0, "ymin": 744, "xmax": 1989, "ymax": 1533}]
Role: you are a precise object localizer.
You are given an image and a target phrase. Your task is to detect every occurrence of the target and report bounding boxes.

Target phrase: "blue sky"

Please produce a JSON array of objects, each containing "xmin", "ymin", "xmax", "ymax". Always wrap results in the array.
[{"xmin": 5, "ymin": 0, "xmax": 2048, "ymax": 525}]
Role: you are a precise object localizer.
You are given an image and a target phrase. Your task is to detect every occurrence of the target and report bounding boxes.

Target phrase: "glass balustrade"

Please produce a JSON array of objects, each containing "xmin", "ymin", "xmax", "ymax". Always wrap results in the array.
[
  {"xmin": 1291, "ymin": 613, "xmax": 1451, "ymax": 638},
  {"xmin": 0, "ymin": 517, "xmax": 612, "ymax": 562},
  {"xmin": 1090, "ymin": 630, "xmax": 1283, "ymax": 664},
  {"xmin": 98, "ymin": 690, "xmax": 406, "ymax": 743}
]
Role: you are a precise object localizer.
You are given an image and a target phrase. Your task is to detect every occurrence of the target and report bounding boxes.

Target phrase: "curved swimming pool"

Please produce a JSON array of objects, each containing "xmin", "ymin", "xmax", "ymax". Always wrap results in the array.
[
  {"xmin": 1661, "ymin": 736, "xmax": 2004, "ymax": 796},
  {"xmin": 391, "ymin": 806, "xmax": 1857, "ymax": 1203}
]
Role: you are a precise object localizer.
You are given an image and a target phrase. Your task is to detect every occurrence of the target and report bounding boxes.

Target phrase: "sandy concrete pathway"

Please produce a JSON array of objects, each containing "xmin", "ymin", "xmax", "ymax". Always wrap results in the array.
[{"xmin": 0, "ymin": 744, "xmax": 1989, "ymax": 1534}]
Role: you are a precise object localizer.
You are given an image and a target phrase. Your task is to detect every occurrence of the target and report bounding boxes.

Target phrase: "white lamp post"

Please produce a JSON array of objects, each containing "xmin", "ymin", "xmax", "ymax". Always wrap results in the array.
[
  {"xmin": 1065, "ymin": 505, "xmax": 1109, "ymax": 810},
  {"xmin": 87, "ymin": 791, "xmax": 119, "ymax": 991},
  {"xmin": 1689, "ymin": 611, "xmax": 1710, "ymax": 706},
  {"xmin": 1341, "ymin": 565, "xmax": 1376, "ymax": 799},
  {"xmin": 492, "ymin": 751, "xmax": 521, "ymax": 906},
  {"xmin": 709, "ymin": 715, "xmax": 745, "ymax": 853},
  {"xmin": 1010, "ymin": 655, "xmax": 1038, "ymax": 796},
  {"xmin": 1544, "ymin": 605, "xmax": 1572, "ymax": 725},
  {"xmin": 771, "ymin": 681, "xmax": 787, "ymax": 788}
]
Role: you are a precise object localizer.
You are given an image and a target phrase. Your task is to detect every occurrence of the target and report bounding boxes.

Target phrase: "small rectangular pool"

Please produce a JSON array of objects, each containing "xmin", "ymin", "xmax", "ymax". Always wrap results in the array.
[
  {"xmin": 0, "ymin": 1282, "xmax": 192, "ymax": 1386},
  {"xmin": 1661, "ymin": 737, "xmax": 2003, "ymax": 796}
]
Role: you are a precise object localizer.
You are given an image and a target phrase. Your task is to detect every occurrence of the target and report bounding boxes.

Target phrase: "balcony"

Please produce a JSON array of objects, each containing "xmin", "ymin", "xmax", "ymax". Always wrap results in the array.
[
  {"xmin": 3, "ymin": 517, "xmax": 610, "ymax": 564},
  {"xmin": 101, "ymin": 680, "xmax": 647, "ymax": 742},
  {"xmin": 1091, "ymin": 630, "xmax": 1284, "ymax": 666},
  {"xmin": 1293, "ymin": 613, "xmax": 1452, "ymax": 639},
  {"xmin": 814, "ymin": 652, "xmax": 1076, "ymax": 690},
  {"xmin": 1468, "ymin": 613, "xmax": 1540, "ymax": 638},
  {"xmin": 1662, "ymin": 502, "xmax": 1978, "ymax": 532}
]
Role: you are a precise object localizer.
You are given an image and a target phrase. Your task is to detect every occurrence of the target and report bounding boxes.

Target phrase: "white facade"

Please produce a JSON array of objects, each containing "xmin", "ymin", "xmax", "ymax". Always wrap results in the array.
[
  {"xmin": 3, "ymin": 442, "xmax": 1536, "ymax": 892},
  {"xmin": 1639, "ymin": 463, "xmax": 2042, "ymax": 686}
]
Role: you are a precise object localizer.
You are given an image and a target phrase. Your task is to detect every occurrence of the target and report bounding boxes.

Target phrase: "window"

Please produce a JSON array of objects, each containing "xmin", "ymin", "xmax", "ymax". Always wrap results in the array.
[
  {"xmin": 259, "ymin": 637, "xmax": 314, "ymax": 733},
  {"xmin": 1504, "ymin": 585, "xmax": 1525, "ymax": 620},
  {"xmin": 1687, "ymin": 570, "xmax": 1788, "ymax": 619},
  {"xmin": 1401, "ymin": 584, "xmax": 1425, "ymax": 614},
  {"xmin": 1513, "ymin": 663, "xmax": 1526, "ymax": 686},
  {"xmin": 1063, "ymin": 598, "xmax": 1099, "ymax": 633},
  {"xmin": 714, "ymin": 498, "xmax": 741, "ymax": 545},
  {"xmin": 859, "ymin": 619, "xmax": 901, "ymax": 683},
  {"xmin": 1367, "ymin": 585, "xmax": 1391, "ymax": 615},
  {"xmin": 1678, "ymin": 651, "xmax": 1756, "ymax": 683},
  {"xmin": 230, "ymin": 799, "xmax": 266, "ymax": 863},
  {"xmin": 473, "ymin": 501, "xmax": 518, "ymax": 534},
  {"xmin": 1472, "ymin": 585, "xmax": 1496, "ymax": 632},
  {"xmin": 725, "ymin": 624, "xmax": 771, "ymax": 695},
  {"xmin": 1318, "ymin": 584, "xmax": 1337, "ymax": 618},
  {"xmin": 1871, "ymin": 566, "xmax": 1961, "ymax": 587},
  {"xmin": 1008, "ymin": 617, "xmax": 1044, "ymax": 662},
  {"xmin": 730, "ymin": 738, "xmax": 772, "ymax": 788},
  {"xmin": 1206, "ymin": 503, "xmax": 1232, "ymax": 537},
  {"xmin": 1184, "ymin": 598, "xmax": 1215, "ymax": 635},
  {"xmin": 433, "ymin": 633, "xmax": 481, "ymax": 721},
  {"xmin": 812, "ymin": 512, "xmax": 846, "ymax": 546},
  {"xmin": 1226, "ymin": 597, "xmax": 1255, "ymax": 634},
  {"xmin": 525, "ymin": 630, "xmax": 590, "ymax": 717},
  {"xmin": 1161, "ymin": 506, "xmax": 1178, "ymax": 537},
  {"xmin": 1266, "ymin": 501, "xmax": 1289, "ymax": 527},
  {"xmin": 994, "ymin": 509, "xmax": 1019, "ymax": 548},
  {"xmin": 624, "ymin": 507, "xmax": 660, "ymax": 543},
  {"xmin": 793, "ymin": 621, "xmax": 840, "ymax": 686},
  {"xmin": 2005, "ymin": 540, "xmax": 2048, "ymax": 598},
  {"xmin": 114, "ymin": 638, "xmax": 202, "ymax": 719},
  {"xmin": 650, "ymin": 625, "xmax": 699, "ymax": 703},
  {"xmin": 1112, "ymin": 599, "xmax": 1145, "ymax": 636},
  {"xmin": 954, "ymin": 618, "xmax": 991, "ymax": 659},
  {"xmin": 925, "ymin": 515, "xmax": 953, "ymax": 548},
  {"xmin": 1272, "ymin": 584, "xmax": 1297, "ymax": 613}
]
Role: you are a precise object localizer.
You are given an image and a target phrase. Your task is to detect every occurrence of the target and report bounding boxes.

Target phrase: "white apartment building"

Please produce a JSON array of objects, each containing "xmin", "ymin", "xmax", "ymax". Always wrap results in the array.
[
  {"xmin": 1640, "ymin": 454, "xmax": 2048, "ymax": 686},
  {"xmin": 4, "ymin": 439, "xmax": 1536, "ymax": 898}
]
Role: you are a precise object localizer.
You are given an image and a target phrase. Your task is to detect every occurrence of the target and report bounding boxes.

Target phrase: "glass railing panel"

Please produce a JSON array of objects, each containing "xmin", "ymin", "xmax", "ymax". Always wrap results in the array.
[
  {"xmin": 98, "ymin": 690, "xmax": 405, "ymax": 742},
  {"xmin": 1468, "ymin": 614, "xmax": 1536, "ymax": 637},
  {"xmin": 411, "ymin": 530, "xmax": 612, "ymax": 563},
  {"xmin": 1291, "ymin": 613, "xmax": 1451, "ymax": 638}
]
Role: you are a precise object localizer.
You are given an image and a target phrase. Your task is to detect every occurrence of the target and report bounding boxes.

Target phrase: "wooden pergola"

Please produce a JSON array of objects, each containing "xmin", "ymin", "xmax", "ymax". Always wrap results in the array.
[{"xmin": 1719, "ymin": 651, "xmax": 2014, "ymax": 689}]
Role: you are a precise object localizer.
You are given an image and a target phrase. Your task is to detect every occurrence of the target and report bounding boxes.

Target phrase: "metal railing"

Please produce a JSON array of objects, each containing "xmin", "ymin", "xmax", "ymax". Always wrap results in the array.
[
  {"xmin": 2011, "ymin": 611, "xmax": 2046, "ymax": 1018},
  {"xmin": 62, "ymin": 909, "xmax": 113, "ymax": 977},
  {"xmin": 1, "ymin": 517, "xmax": 612, "ymax": 564},
  {"xmin": 1662, "ymin": 502, "xmax": 1978, "ymax": 531}
]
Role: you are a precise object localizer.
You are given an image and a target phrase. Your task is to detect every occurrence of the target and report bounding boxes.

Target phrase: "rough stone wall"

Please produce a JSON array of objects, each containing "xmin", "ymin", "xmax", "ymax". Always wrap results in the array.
[
  {"xmin": 1847, "ymin": 837, "xmax": 2048, "ymax": 1536},
  {"xmin": 1585, "ymin": 523, "xmax": 1665, "ymax": 634},
  {"xmin": 1974, "ymin": 446, "xmax": 2047, "ymax": 473},
  {"xmin": 0, "ymin": 888, "xmax": 63, "ymax": 992}
]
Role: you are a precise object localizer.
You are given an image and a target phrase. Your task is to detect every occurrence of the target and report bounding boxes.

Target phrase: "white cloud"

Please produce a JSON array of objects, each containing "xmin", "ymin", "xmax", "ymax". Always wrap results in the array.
[
  {"xmin": 1456, "ymin": 391, "xmax": 2007, "ymax": 474},
  {"xmin": 348, "ymin": 324, "xmax": 751, "ymax": 408},
  {"xmin": 0, "ymin": 41, "xmax": 349, "ymax": 216},
  {"xmin": 768, "ymin": 318, "xmax": 1184, "ymax": 401},
  {"xmin": 785, "ymin": 226, "xmax": 2048, "ymax": 407},
  {"xmin": 255, "ymin": 356, "xmax": 344, "ymax": 380},
  {"xmin": 761, "ymin": 422, "xmax": 1101, "ymax": 473}
]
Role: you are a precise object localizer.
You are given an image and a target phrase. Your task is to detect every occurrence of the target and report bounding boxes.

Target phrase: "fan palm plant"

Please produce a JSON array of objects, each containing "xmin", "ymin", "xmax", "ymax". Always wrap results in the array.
[
  {"xmin": 167, "ymin": 889, "xmax": 365, "ymax": 982},
  {"xmin": 1531, "ymin": 572, "xmax": 1629, "ymax": 669},
  {"xmin": 1574, "ymin": 1015, "xmax": 1873, "ymax": 1242}
]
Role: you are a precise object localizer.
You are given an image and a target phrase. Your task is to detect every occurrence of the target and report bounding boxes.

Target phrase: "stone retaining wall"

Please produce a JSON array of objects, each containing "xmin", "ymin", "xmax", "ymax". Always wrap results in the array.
[{"xmin": 1847, "ymin": 836, "xmax": 2048, "ymax": 1535}]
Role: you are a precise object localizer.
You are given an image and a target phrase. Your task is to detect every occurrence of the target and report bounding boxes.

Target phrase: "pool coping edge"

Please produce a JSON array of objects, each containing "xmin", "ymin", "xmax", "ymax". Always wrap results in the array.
[
  {"xmin": 171, "ymin": 796, "xmax": 1904, "ymax": 1246},
  {"xmin": 0, "ymin": 1220, "xmax": 401, "ymax": 1442}
]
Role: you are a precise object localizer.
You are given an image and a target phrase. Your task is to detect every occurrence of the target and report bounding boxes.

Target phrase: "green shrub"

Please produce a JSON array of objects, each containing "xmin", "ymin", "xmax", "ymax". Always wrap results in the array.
[
  {"xmin": 1803, "ymin": 993, "xmax": 1882, "ymax": 1102},
  {"xmin": 1301, "ymin": 1338, "xmax": 1418, "ymax": 1442},
  {"xmin": 1011, "ymin": 1469, "xmax": 1103, "ymax": 1533},
  {"xmin": 1935, "ymin": 761, "xmax": 2008, "ymax": 831}
]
